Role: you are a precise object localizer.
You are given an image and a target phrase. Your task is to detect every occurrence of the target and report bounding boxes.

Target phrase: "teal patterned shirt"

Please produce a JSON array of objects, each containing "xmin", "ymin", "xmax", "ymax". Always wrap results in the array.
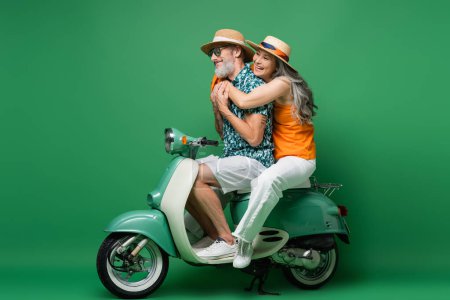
[{"xmin": 222, "ymin": 63, "xmax": 274, "ymax": 168}]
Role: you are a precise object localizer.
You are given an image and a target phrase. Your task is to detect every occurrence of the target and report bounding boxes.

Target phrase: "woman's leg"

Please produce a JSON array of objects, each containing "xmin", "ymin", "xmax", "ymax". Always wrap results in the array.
[{"xmin": 233, "ymin": 156, "xmax": 316, "ymax": 243}]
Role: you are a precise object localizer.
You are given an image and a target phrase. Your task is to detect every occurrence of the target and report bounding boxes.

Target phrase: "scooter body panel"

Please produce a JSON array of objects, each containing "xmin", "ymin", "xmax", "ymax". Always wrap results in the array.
[
  {"xmin": 147, "ymin": 156, "xmax": 185, "ymax": 208},
  {"xmin": 231, "ymin": 188, "xmax": 349, "ymax": 239},
  {"xmin": 157, "ymin": 158, "xmax": 212, "ymax": 264},
  {"xmin": 146, "ymin": 156, "xmax": 232, "ymax": 265},
  {"xmin": 104, "ymin": 209, "xmax": 178, "ymax": 257}
]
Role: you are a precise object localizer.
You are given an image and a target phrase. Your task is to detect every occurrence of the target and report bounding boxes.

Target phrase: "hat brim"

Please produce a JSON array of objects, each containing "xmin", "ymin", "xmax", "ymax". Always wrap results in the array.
[
  {"xmin": 246, "ymin": 40, "xmax": 297, "ymax": 72},
  {"xmin": 200, "ymin": 41, "xmax": 254, "ymax": 63}
]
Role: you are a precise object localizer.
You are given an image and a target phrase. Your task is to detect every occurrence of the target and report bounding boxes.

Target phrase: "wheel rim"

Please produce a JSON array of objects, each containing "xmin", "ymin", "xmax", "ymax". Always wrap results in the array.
[
  {"xmin": 290, "ymin": 248, "xmax": 336, "ymax": 286},
  {"xmin": 106, "ymin": 235, "xmax": 164, "ymax": 292}
]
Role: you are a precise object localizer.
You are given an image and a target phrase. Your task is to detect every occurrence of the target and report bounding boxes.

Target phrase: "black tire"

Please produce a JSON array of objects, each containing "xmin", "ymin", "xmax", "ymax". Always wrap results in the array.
[
  {"xmin": 283, "ymin": 245, "xmax": 338, "ymax": 290},
  {"xmin": 96, "ymin": 233, "xmax": 169, "ymax": 298}
]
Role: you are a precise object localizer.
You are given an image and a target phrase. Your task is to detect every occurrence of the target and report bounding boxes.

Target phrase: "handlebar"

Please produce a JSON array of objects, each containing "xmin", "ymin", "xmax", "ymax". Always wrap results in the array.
[{"xmin": 200, "ymin": 137, "xmax": 219, "ymax": 147}]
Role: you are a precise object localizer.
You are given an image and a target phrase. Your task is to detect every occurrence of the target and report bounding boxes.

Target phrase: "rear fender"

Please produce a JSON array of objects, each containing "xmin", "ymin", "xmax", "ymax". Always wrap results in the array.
[
  {"xmin": 233, "ymin": 189, "xmax": 350, "ymax": 242},
  {"xmin": 269, "ymin": 190, "xmax": 347, "ymax": 234}
]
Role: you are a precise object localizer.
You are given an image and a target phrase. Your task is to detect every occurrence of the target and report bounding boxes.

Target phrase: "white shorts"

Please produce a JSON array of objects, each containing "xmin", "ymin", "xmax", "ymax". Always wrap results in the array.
[{"xmin": 199, "ymin": 155, "xmax": 267, "ymax": 194}]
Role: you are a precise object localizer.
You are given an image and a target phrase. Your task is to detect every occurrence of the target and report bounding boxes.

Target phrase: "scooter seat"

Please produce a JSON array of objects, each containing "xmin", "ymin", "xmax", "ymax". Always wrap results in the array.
[{"xmin": 236, "ymin": 178, "xmax": 311, "ymax": 194}]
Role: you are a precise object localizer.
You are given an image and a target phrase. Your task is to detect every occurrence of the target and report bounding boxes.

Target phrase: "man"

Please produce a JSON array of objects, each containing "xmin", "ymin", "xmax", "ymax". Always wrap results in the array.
[{"xmin": 186, "ymin": 29, "xmax": 274, "ymax": 259}]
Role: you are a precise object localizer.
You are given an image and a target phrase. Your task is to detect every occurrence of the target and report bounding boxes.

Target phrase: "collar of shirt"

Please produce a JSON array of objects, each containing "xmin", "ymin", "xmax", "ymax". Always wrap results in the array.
[{"xmin": 232, "ymin": 63, "xmax": 252, "ymax": 87}]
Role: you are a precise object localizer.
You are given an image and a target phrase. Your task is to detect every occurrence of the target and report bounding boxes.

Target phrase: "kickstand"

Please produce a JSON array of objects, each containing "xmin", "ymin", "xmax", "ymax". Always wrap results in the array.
[{"xmin": 245, "ymin": 271, "xmax": 280, "ymax": 296}]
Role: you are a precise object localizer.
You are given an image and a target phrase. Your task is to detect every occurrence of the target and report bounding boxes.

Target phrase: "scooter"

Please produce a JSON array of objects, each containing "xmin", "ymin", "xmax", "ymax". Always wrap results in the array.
[{"xmin": 96, "ymin": 128, "xmax": 350, "ymax": 298}]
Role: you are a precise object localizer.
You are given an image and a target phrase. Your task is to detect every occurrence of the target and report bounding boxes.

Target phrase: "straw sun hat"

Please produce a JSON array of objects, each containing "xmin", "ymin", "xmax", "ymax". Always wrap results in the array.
[
  {"xmin": 246, "ymin": 36, "xmax": 297, "ymax": 72},
  {"xmin": 200, "ymin": 29, "xmax": 254, "ymax": 62}
]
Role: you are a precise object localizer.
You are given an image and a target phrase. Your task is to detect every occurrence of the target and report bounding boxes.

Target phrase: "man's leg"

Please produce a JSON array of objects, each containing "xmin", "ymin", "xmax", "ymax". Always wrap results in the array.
[
  {"xmin": 185, "ymin": 191, "xmax": 218, "ymax": 240},
  {"xmin": 191, "ymin": 164, "xmax": 235, "ymax": 245}
]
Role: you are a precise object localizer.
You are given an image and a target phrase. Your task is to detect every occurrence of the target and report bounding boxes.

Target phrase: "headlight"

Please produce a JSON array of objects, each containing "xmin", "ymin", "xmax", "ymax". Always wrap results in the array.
[{"xmin": 164, "ymin": 128, "xmax": 174, "ymax": 153}]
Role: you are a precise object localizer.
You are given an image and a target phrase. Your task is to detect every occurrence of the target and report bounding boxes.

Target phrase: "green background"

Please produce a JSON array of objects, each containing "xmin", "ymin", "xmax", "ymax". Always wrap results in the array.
[{"xmin": 1, "ymin": 0, "xmax": 449, "ymax": 299}]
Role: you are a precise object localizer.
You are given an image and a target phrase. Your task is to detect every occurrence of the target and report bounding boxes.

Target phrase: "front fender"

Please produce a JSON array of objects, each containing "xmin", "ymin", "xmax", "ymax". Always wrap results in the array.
[{"xmin": 104, "ymin": 209, "xmax": 177, "ymax": 257}]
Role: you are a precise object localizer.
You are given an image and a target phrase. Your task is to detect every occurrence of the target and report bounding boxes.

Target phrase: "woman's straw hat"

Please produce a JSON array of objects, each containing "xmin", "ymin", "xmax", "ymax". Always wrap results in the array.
[
  {"xmin": 246, "ymin": 36, "xmax": 297, "ymax": 72},
  {"xmin": 201, "ymin": 29, "xmax": 254, "ymax": 62}
]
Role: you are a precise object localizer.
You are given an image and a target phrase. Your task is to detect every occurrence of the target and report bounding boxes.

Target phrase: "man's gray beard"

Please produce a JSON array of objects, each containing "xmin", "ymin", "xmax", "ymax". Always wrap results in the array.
[{"xmin": 215, "ymin": 60, "xmax": 234, "ymax": 79}]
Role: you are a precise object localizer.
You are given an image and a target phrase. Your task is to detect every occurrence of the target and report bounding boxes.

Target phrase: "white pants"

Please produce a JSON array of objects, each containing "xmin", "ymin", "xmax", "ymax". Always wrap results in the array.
[{"xmin": 233, "ymin": 156, "xmax": 316, "ymax": 243}]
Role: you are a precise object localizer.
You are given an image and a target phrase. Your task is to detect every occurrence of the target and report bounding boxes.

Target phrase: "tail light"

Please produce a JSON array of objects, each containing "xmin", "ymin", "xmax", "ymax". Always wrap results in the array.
[{"xmin": 338, "ymin": 205, "xmax": 348, "ymax": 216}]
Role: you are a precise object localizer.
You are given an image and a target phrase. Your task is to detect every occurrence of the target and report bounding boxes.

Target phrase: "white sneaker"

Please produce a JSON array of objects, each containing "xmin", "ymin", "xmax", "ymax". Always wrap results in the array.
[
  {"xmin": 192, "ymin": 236, "xmax": 214, "ymax": 250},
  {"xmin": 233, "ymin": 239, "xmax": 253, "ymax": 269},
  {"xmin": 196, "ymin": 237, "xmax": 237, "ymax": 259}
]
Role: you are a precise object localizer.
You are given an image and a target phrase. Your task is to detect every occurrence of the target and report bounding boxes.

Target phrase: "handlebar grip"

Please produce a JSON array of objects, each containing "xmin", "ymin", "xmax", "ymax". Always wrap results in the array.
[
  {"xmin": 205, "ymin": 140, "xmax": 219, "ymax": 146},
  {"xmin": 200, "ymin": 138, "xmax": 219, "ymax": 146}
]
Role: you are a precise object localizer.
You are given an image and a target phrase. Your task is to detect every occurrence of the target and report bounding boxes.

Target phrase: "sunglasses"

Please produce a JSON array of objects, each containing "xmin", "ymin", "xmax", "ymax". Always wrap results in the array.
[{"xmin": 208, "ymin": 45, "xmax": 231, "ymax": 57}]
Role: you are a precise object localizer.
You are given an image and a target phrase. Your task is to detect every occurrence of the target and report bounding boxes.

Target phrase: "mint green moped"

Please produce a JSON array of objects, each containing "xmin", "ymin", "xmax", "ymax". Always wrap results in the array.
[{"xmin": 96, "ymin": 128, "xmax": 350, "ymax": 298}]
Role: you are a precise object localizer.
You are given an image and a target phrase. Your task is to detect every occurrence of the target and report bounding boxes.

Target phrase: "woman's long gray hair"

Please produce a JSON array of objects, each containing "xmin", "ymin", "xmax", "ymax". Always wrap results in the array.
[{"xmin": 272, "ymin": 60, "xmax": 317, "ymax": 124}]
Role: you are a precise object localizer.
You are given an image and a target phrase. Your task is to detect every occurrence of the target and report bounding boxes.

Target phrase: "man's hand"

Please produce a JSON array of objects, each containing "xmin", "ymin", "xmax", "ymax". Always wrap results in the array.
[
  {"xmin": 217, "ymin": 81, "xmax": 231, "ymax": 116},
  {"xmin": 210, "ymin": 83, "xmax": 220, "ymax": 111},
  {"xmin": 211, "ymin": 82, "xmax": 224, "ymax": 139}
]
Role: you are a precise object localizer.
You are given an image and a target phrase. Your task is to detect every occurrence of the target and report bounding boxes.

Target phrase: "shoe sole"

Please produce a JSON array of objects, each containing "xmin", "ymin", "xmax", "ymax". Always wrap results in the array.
[
  {"xmin": 233, "ymin": 259, "xmax": 251, "ymax": 268},
  {"xmin": 197, "ymin": 252, "xmax": 236, "ymax": 260},
  {"xmin": 192, "ymin": 244, "xmax": 214, "ymax": 251},
  {"xmin": 233, "ymin": 263, "xmax": 250, "ymax": 269}
]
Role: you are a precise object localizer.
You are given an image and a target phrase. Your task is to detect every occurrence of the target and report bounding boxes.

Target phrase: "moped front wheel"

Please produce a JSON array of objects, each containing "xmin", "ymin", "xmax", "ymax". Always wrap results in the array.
[
  {"xmin": 283, "ymin": 246, "xmax": 338, "ymax": 290},
  {"xmin": 96, "ymin": 233, "xmax": 169, "ymax": 298}
]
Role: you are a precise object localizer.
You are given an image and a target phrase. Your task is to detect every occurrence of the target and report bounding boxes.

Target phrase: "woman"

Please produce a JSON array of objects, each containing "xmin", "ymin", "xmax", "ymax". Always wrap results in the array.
[{"xmin": 215, "ymin": 36, "xmax": 318, "ymax": 268}]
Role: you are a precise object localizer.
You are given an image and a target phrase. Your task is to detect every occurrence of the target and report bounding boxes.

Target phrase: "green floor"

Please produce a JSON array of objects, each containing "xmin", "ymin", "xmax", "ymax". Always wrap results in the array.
[{"xmin": 3, "ymin": 259, "xmax": 449, "ymax": 300}]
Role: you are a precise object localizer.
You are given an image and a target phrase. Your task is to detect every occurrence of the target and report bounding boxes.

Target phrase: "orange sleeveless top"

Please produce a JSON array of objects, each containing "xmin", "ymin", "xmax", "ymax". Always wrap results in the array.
[
  {"xmin": 273, "ymin": 102, "xmax": 316, "ymax": 160},
  {"xmin": 210, "ymin": 74, "xmax": 222, "ymax": 91}
]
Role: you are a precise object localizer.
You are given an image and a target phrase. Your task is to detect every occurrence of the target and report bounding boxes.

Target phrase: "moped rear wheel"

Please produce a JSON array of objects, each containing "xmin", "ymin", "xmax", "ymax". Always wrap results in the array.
[
  {"xmin": 283, "ymin": 246, "xmax": 338, "ymax": 290},
  {"xmin": 96, "ymin": 233, "xmax": 169, "ymax": 298}
]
